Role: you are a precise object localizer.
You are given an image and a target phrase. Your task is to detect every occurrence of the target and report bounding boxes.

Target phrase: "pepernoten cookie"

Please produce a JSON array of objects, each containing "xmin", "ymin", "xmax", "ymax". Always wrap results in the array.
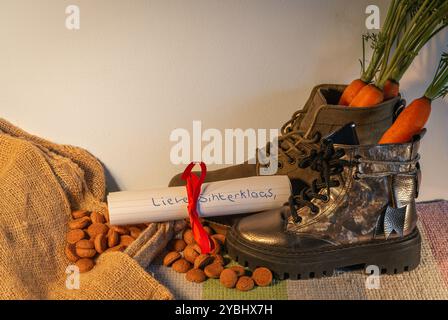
[
  {"xmin": 252, "ymin": 267, "xmax": 273, "ymax": 287},
  {"xmin": 72, "ymin": 210, "xmax": 90, "ymax": 219},
  {"xmin": 194, "ymin": 254, "xmax": 214, "ymax": 269},
  {"xmin": 169, "ymin": 239, "xmax": 187, "ymax": 252},
  {"xmin": 76, "ymin": 258, "xmax": 94, "ymax": 273},
  {"xmin": 75, "ymin": 240, "xmax": 96, "ymax": 258},
  {"xmin": 94, "ymin": 234, "xmax": 107, "ymax": 253},
  {"xmin": 162, "ymin": 223, "xmax": 275, "ymax": 292},
  {"xmin": 212, "ymin": 254, "xmax": 225, "ymax": 266},
  {"xmin": 90, "ymin": 211, "xmax": 106, "ymax": 224},
  {"xmin": 184, "ymin": 244, "xmax": 201, "ymax": 263},
  {"xmin": 186, "ymin": 269, "xmax": 207, "ymax": 283},
  {"xmin": 229, "ymin": 265, "xmax": 245, "ymax": 277},
  {"xmin": 183, "ymin": 229, "xmax": 195, "ymax": 245},
  {"xmin": 220, "ymin": 269, "xmax": 238, "ymax": 288},
  {"xmin": 236, "ymin": 276, "xmax": 254, "ymax": 291},
  {"xmin": 65, "ymin": 244, "xmax": 80, "ymax": 262},
  {"xmin": 172, "ymin": 259, "xmax": 192, "ymax": 273},
  {"xmin": 87, "ymin": 223, "xmax": 108, "ymax": 238},
  {"xmin": 163, "ymin": 251, "xmax": 181, "ymax": 266},
  {"xmin": 68, "ymin": 216, "xmax": 91, "ymax": 230},
  {"xmin": 66, "ymin": 229, "xmax": 85, "ymax": 244},
  {"xmin": 204, "ymin": 263, "xmax": 224, "ymax": 279}
]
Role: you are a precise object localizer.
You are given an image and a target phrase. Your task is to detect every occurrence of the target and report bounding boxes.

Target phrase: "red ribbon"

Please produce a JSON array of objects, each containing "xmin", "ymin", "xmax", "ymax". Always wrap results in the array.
[{"xmin": 181, "ymin": 162, "xmax": 214, "ymax": 254}]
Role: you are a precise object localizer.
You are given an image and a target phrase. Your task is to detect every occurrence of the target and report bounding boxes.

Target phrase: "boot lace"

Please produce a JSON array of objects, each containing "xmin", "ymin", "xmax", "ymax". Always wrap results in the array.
[
  {"xmin": 259, "ymin": 110, "xmax": 321, "ymax": 166},
  {"xmin": 289, "ymin": 139, "xmax": 349, "ymax": 223}
]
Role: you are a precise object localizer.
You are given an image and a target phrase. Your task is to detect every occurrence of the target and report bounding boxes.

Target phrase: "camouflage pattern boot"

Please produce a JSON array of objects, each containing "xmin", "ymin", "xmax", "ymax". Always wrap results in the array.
[
  {"xmin": 169, "ymin": 84, "xmax": 404, "ymax": 230},
  {"xmin": 226, "ymin": 131, "xmax": 424, "ymax": 279}
]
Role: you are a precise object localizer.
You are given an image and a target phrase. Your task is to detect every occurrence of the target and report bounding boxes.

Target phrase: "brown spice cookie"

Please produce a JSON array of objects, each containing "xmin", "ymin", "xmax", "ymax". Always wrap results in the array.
[
  {"xmin": 192, "ymin": 243, "xmax": 202, "ymax": 253},
  {"xmin": 65, "ymin": 243, "xmax": 80, "ymax": 262},
  {"xmin": 163, "ymin": 251, "xmax": 181, "ymax": 266},
  {"xmin": 72, "ymin": 210, "xmax": 90, "ymax": 219},
  {"xmin": 252, "ymin": 267, "xmax": 273, "ymax": 287},
  {"xmin": 212, "ymin": 254, "xmax": 225, "ymax": 266},
  {"xmin": 94, "ymin": 233, "xmax": 107, "ymax": 254},
  {"xmin": 76, "ymin": 258, "xmax": 95, "ymax": 273},
  {"xmin": 107, "ymin": 229, "xmax": 119, "ymax": 247},
  {"xmin": 90, "ymin": 211, "xmax": 106, "ymax": 223},
  {"xmin": 186, "ymin": 268, "xmax": 207, "ymax": 283},
  {"xmin": 184, "ymin": 244, "xmax": 201, "ymax": 263},
  {"xmin": 75, "ymin": 239, "xmax": 96, "ymax": 258},
  {"xmin": 220, "ymin": 269, "xmax": 238, "ymax": 288},
  {"xmin": 236, "ymin": 276, "xmax": 255, "ymax": 291},
  {"xmin": 120, "ymin": 235, "xmax": 135, "ymax": 247},
  {"xmin": 183, "ymin": 228, "xmax": 195, "ymax": 245},
  {"xmin": 129, "ymin": 227, "xmax": 142, "ymax": 239},
  {"xmin": 169, "ymin": 239, "xmax": 187, "ymax": 252},
  {"xmin": 68, "ymin": 216, "xmax": 91, "ymax": 230},
  {"xmin": 66, "ymin": 229, "xmax": 86, "ymax": 244},
  {"xmin": 230, "ymin": 265, "xmax": 245, "ymax": 277},
  {"xmin": 193, "ymin": 254, "xmax": 214, "ymax": 269},
  {"xmin": 204, "ymin": 263, "xmax": 224, "ymax": 279},
  {"xmin": 87, "ymin": 223, "xmax": 109, "ymax": 239},
  {"xmin": 172, "ymin": 258, "xmax": 192, "ymax": 273},
  {"xmin": 111, "ymin": 225, "xmax": 130, "ymax": 235}
]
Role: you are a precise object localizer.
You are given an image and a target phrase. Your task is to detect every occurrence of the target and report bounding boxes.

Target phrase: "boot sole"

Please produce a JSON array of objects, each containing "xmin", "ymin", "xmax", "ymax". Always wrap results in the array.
[{"xmin": 226, "ymin": 228, "xmax": 421, "ymax": 280}]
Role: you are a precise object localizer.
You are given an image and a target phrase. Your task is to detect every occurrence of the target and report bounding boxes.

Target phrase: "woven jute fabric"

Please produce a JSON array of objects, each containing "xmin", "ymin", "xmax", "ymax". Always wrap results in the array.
[{"xmin": 0, "ymin": 118, "xmax": 173, "ymax": 300}]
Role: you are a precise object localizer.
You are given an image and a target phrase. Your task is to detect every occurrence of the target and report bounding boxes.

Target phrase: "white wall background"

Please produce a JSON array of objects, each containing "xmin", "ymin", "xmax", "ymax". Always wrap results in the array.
[{"xmin": 1, "ymin": 0, "xmax": 446, "ymax": 201}]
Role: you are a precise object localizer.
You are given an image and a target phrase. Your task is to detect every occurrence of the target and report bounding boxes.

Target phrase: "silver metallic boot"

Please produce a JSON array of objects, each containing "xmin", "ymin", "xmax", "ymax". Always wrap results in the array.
[{"xmin": 226, "ymin": 130, "xmax": 424, "ymax": 280}]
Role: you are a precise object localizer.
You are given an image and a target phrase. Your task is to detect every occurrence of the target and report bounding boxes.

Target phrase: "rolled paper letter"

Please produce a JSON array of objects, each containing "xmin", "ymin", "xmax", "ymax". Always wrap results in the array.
[{"xmin": 107, "ymin": 176, "xmax": 291, "ymax": 225}]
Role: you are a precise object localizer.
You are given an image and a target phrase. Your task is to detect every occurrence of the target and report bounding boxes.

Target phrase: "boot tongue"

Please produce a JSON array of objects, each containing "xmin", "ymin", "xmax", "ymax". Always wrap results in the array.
[
  {"xmin": 324, "ymin": 122, "xmax": 359, "ymax": 145},
  {"xmin": 295, "ymin": 88, "xmax": 328, "ymax": 132}
]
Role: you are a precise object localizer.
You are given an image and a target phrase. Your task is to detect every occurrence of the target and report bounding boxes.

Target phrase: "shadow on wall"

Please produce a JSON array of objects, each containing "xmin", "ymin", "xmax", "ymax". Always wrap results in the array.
[
  {"xmin": 103, "ymin": 162, "xmax": 120, "ymax": 193},
  {"xmin": 401, "ymin": 30, "xmax": 448, "ymax": 96}
]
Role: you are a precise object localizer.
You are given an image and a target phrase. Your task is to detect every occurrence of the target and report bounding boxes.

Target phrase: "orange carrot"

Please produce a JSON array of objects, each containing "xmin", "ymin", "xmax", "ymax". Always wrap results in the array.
[
  {"xmin": 383, "ymin": 79, "xmax": 400, "ymax": 100},
  {"xmin": 376, "ymin": 1, "xmax": 448, "ymax": 100},
  {"xmin": 379, "ymin": 52, "xmax": 448, "ymax": 144},
  {"xmin": 349, "ymin": 84, "xmax": 384, "ymax": 107},
  {"xmin": 339, "ymin": 0, "xmax": 417, "ymax": 106},
  {"xmin": 379, "ymin": 97, "xmax": 431, "ymax": 144},
  {"xmin": 338, "ymin": 79, "xmax": 367, "ymax": 105},
  {"xmin": 347, "ymin": 1, "xmax": 448, "ymax": 109}
]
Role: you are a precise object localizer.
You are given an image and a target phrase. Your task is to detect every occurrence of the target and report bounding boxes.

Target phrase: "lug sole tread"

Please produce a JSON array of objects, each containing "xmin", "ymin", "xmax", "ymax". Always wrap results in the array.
[{"xmin": 226, "ymin": 229, "xmax": 421, "ymax": 280}]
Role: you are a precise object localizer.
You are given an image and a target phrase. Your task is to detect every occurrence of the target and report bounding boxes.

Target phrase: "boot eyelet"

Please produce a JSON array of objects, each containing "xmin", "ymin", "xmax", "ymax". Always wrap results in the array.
[
  {"xmin": 311, "ymin": 206, "xmax": 319, "ymax": 215},
  {"xmin": 293, "ymin": 216, "xmax": 302, "ymax": 224},
  {"xmin": 321, "ymin": 195, "xmax": 329, "ymax": 203},
  {"xmin": 278, "ymin": 161, "xmax": 284, "ymax": 169},
  {"xmin": 354, "ymin": 155, "xmax": 363, "ymax": 164},
  {"xmin": 288, "ymin": 158, "xmax": 296, "ymax": 165}
]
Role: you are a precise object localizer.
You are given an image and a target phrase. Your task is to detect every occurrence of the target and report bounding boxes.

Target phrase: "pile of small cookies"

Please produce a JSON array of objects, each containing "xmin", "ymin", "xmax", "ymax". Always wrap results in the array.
[
  {"xmin": 163, "ymin": 225, "xmax": 273, "ymax": 291},
  {"xmin": 65, "ymin": 209, "xmax": 146, "ymax": 273}
]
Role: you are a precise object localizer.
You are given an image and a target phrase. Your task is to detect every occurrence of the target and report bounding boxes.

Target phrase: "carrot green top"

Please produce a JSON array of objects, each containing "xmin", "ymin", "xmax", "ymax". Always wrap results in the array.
[
  {"xmin": 425, "ymin": 52, "xmax": 448, "ymax": 101},
  {"xmin": 377, "ymin": 0, "xmax": 448, "ymax": 89},
  {"xmin": 361, "ymin": 0, "xmax": 418, "ymax": 83}
]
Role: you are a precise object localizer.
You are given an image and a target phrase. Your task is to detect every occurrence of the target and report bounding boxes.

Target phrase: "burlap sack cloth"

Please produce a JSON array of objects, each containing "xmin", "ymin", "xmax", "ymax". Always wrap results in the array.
[{"xmin": 0, "ymin": 118, "xmax": 174, "ymax": 299}]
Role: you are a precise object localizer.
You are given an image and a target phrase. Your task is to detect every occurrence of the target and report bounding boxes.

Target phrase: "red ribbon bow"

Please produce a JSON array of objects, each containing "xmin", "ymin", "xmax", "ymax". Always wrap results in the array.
[{"xmin": 181, "ymin": 162, "xmax": 214, "ymax": 254}]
